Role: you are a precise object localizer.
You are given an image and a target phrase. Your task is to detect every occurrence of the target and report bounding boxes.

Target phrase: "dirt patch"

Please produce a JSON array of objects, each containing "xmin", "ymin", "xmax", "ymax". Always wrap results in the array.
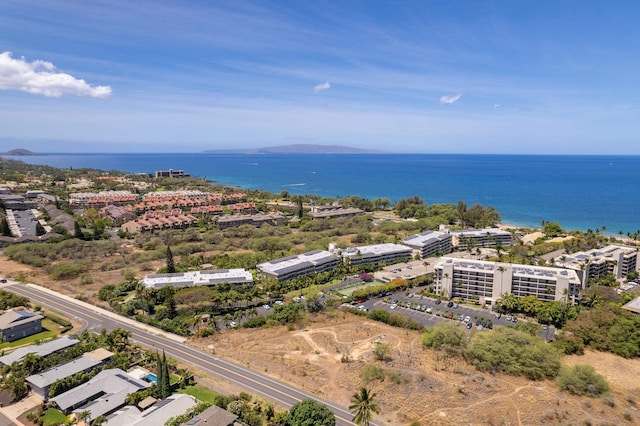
[{"xmin": 191, "ymin": 312, "xmax": 640, "ymax": 425}]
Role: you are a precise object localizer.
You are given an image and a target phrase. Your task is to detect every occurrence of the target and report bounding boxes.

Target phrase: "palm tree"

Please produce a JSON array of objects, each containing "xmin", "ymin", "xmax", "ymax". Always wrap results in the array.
[{"xmin": 349, "ymin": 387, "xmax": 380, "ymax": 426}]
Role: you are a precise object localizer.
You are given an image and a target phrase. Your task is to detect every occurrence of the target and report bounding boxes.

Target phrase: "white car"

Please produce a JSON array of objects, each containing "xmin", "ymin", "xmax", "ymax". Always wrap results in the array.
[
  {"xmin": 464, "ymin": 316, "xmax": 471, "ymax": 323},
  {"xmin": 390, "ymin": 304, "xmax": 398, "ymax": 310},
  {"xmin": 229, "ymin": 321, "xmax": 237, "ymax": 328}
]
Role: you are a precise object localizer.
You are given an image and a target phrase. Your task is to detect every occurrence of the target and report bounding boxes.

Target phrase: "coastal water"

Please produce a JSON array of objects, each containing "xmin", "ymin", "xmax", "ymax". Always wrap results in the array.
[{"xmin": 6, "ymin": 153, "xmax": 640, "ymax": 234}]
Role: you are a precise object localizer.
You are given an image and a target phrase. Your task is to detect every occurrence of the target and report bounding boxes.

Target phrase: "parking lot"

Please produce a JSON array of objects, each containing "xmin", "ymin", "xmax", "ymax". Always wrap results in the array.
[{"xmin": 356, "ymin": 288, "xmax": 555, "ymax": 339}]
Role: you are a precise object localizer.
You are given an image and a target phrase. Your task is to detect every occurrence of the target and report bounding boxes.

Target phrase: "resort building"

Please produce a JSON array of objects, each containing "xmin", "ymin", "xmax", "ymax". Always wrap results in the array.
[
  {"xmin": 217, "ymin": 213, "xmax": 285, "ymax": 229},
  {"xmin": 26, "ymin": 348, "xmax": 113, "ymax": 401},
  {"xmin": 69, "ymin": 191, "xmax": 138, "ymax": 207},
  {"xmin": 257, "ymin": 250, "xmax": 341, "ymax": 281},
  {"xmin": 142, "ymin": 269, "xmax": 254, "ymax": 289},
  {"xmin": 555, "ymin": 244, "xmax": 639, "ymax": 285},
  {"xmin": 403, "ymin": 230, "xmax": 453, "ymax": 258},
  {"xmin": 434, "ymin": 257, "xmax": 581, "ymax": 305},
  {"xmin": 0, "ymin": 336, "xmax": 80, "ymax": 366},
  {"xmin": 308, "ymin": 206, "xmax": 365, "ymax": 219},
  {"xmin": 0, "ymin": 310, "xmax": 43, "ymax": 343},
  {"xmin": 99, "ymin": 205, "xmax": 136, "ymax": 225},
  {"xmin": 154, "ymin": 169, "xmax": 190, "ymax": 178},
  {"xmin": 342, "ymin": 243, "xmax": 412, "ymax": 267},
  {"xmin": 451, "ymin": 228, "xmax": 513, "ymax": 249}
]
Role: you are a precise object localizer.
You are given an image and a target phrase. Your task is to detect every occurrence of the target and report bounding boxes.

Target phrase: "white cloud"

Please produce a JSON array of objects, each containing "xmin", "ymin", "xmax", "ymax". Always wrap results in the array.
[
  {"xmin": 439, "ymin": 93, "xmax": 462, "ymax": 105},
  {"xmin": 313, "ymin": 81, "xmax": 331, "ymax": 93},
  {"xmin": 0, "ymin": 52, "xmax": 111, "ymax": 98},
  {"xmin": 493, "ymin": 104, "xmax": 502, "ymax": 108}
]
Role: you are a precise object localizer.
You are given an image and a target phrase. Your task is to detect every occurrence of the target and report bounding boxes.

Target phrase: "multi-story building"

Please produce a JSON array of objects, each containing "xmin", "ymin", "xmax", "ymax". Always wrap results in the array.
[
  {"xmin": 217, "ymin": 213, "xmax": 285, "ymax": 229},
  {"xmin": 342, "ymin": 243, "xmax": 412, "ymax": 267},
  {"xmin": 308, "ymin": 205, "xmax": 364, "ymax": 219},
  {"xmin": 556, "ymin": 244, "xmax": 639, "ymax": 285},
  {"xmin": 403, "ymin": 230, "xmax": 453, "ymax": 258},
  {"xmin": 142, "ymin": 269, "xmax": 254, "ymax": 289},
  {"xmin": 257, "ymin": 250, "xmax": 340, "ymax": 281},
  {"xmin": 451, "ymin": 228, "xmax": 513, "ymax": 249},
  {"xmin": 434, "ymin": 257, "xmax": 581, "ymax": 305}
]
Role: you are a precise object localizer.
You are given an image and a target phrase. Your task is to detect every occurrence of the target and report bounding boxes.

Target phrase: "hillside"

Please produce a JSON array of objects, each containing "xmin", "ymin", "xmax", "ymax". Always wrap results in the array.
[{"xmin": 2, "ymin": 148, "xmax": 36, "ymax": 155}]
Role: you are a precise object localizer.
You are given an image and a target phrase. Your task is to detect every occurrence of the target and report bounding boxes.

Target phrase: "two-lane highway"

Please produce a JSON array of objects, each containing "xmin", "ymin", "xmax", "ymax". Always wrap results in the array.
[{"xmin": 3, "ymin": 282, "xmax": 368, "ymax": 426}]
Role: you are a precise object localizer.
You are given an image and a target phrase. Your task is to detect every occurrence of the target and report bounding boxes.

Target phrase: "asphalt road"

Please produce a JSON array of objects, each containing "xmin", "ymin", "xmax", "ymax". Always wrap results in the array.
[{"xmin": 2, "ymin": 282, "xmax": 366, "ymax": 426}]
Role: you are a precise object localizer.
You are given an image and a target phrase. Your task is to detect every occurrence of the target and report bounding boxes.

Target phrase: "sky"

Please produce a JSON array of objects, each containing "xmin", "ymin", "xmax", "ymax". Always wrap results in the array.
[{"xmin": 1, "ymin": 1, "xmax": 639, "ymax": 154}]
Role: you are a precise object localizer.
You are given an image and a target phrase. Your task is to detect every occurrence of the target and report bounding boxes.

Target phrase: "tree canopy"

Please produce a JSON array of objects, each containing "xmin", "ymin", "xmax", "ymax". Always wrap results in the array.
[{"xmin": 285, "ymin": 399, "xmax": 335, "ymax": 426}]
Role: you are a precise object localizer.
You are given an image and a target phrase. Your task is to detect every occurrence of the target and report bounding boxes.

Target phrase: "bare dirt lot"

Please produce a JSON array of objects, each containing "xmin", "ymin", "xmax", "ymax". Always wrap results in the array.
[{"xmin": 192, "ymin": 312, "xmax": 640, "ymax": 425}]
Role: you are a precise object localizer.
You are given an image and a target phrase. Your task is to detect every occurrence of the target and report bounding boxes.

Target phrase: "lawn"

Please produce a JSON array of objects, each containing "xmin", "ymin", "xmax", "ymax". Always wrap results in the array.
[
  {"xmin": 179, "ymin": 384, "xmax": 219, "ymax": 404},
  {"xmin": 335, "ymin": 281, "xmax": 382, "ymax": 296},
  {"xmin": 40, "ymin": 408, "xmax": 67, "ymax": 426},
  {"xmin": 0, "ymin": 327, "xmax": 56, "ymax": 350}
]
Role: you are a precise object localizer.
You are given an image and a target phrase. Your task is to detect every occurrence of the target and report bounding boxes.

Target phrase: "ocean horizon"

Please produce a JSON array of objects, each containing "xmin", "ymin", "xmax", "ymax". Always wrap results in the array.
[{"xmin": 5, "ymin": 152, "xmax": 640, "ymax": 235}]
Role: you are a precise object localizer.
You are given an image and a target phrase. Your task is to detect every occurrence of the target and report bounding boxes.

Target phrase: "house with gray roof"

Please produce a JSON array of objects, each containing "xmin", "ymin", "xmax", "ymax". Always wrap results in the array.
[
  {"xmin": 180, "ymin": 404, "xmax": 238, "ymax": 426},
  {"xmin": 0, "ymin": 310, "xmax": 43, "ymax": 343},
  {"xmin": 26, "ymin": 348, "xmax": 114, "ymax": 401},
  {"xmin": 105, "ymin": 394, "xmax": 198, "ymax": 426},
  {"xmin": 257, "ymin": 250, "xmax": 340, "ymax": 281},
  {"xmin": 50, "ymin": 368, "xmax": 151, "ymax": 419},
  {"xmin": 0, "ymin": 335, "xmax": 79, "ymax": 366}
]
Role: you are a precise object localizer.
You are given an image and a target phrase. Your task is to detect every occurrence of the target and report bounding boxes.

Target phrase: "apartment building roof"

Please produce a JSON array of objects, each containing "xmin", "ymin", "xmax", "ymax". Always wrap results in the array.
[
  {"xmin": 451, "ymin": 228, "xmax": 512, "ymax": 238},
  {"xmin": 437, "ymin": 257, "xmax": 581, "ymax": 283},
  {"xmin": 403, "ymin": 230, "xmax": 451, "ymax": 247},
  {"xmin": 258, "ymin": 250, "xmax": 339, "ymax": 275},
  {"xmin": 342, "ymin": 243, "xmax": 412, "ymax": 259},
  {"xmin": 142, "ymin": 269, "xmax": 253, "ymax": 288},
  {"xmin": 557, "ymin": 244, "xmax": 638, "ymax": 269}
]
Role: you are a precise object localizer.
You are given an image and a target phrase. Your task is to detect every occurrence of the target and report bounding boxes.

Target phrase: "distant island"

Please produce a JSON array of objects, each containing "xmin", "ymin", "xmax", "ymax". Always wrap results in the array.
[
  {"xmin": 2, "ymin": 148, "xmax": 36, "ymax": 156},
  {"xmin": 204, "ymin": 144, "xmax": 382, "ymax": 154}
]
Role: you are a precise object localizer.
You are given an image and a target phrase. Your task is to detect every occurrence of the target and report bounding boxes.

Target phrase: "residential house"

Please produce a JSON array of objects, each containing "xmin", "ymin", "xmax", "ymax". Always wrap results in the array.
[
  {"xmin": 105, "ymin": 394, "xmax": 198, "ymax": 426},
  {"xmin": 0, "ymin": 336, "xmax": 80, "ymax": 366},
  {"xmin": 0, "ymin": 310, "xmax": 43, "ymax": 343}
]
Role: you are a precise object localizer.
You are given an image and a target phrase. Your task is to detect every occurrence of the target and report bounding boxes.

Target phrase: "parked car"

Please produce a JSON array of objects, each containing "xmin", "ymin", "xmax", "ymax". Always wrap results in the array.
[
  {"xmin": 542, "ymin": 324, "xmax": 549, "ymax": 330},
  {"xmin": 229, "ymin": 321, "xmax": 237, "ymax": 328},
  {"xmin": 435, "ymin": 299, "xmax": 442, "ymax": 305},
  {"xmin": 447, "ymin": 301, "xmax": 454, "ymax": 308},
  {"xmin": 464, "ymin": 316, "xmax": 471, "ymax": 322},
  {"xmin": 390, "ymin": 304, "xmax": 398, "ymax": 310},
  {"xmin": 426, "ymin": 307, "xmax": 432, "ymax": 313},
  {"xmin": 466, "ymin": 322, "xmax": 473, "ymax": 329}
]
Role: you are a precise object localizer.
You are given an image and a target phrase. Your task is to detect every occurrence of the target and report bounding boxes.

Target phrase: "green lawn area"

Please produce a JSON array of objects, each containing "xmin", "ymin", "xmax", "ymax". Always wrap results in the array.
[
  {"xmin": 179, "ymin": 384, "xmax": 219, "ymax": 404},
  {"xmin": 0, "ymin": 327, "xmax": 57, "ymax": 350},
  {"xmin": 41, "ymin": 408, "xmax": 67, "ymax": 426},
  {"xmin": 170, "ymin": 373, "xmax": 181, "ymax": 385},
  {"xmin": 335, "ymin": 281, "xmax": 382, "ymax": 296}
]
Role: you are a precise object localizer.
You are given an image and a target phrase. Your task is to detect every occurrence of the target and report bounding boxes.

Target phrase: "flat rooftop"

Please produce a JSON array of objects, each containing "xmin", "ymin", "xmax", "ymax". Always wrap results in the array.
[{"xmin": 258, "ymin": 250, "xmax": 338, "ymax": 274}]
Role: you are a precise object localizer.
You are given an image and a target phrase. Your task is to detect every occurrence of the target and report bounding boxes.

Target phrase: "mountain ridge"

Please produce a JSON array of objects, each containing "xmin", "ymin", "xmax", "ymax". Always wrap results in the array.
[{"xmin": 203, "ymin": 144, "xmax": 382, "ymax": 154}]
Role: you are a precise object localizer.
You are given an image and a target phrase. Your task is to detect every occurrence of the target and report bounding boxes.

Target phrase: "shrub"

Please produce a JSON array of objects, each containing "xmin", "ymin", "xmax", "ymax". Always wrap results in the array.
[
  {"xmin": 557, "ymin": 365, "xmax": 609, "ymax": 397},
  {"xmin": 360, "ymin": 364, "xmax": 384, "ymax": 384}
]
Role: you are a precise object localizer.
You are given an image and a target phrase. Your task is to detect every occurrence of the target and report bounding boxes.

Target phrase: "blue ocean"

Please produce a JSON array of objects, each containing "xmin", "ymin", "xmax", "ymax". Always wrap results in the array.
[{"xmin": 7, "ymin": 153, "xmax": 640, "ymax": 234}]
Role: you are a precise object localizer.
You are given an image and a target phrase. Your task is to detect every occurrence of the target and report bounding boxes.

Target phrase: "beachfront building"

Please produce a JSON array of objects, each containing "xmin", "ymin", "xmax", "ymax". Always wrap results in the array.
[
  {"xmin": 26, "ymin": 348, "xmax": 113, "ymax": 401},
  {"xmin": 451, "ymin": 228, "xmax": 513, "ymax": 249},
  {"xmin": 434, "ymin": 257, "xmax": 581, "ymax": 305},
  {"xmin": 0, "ymin": 310, "xmax": 43, "ymax": 343},
  {"xmin": 154, "ymin": 169, "xmax": 190, "ymax": 178},
  {"xmin": 403, "ymin": 230, "xmax": 453, "ymax": 258},
  {"xmin": 142, "ymin": 269, "xmax": 253, "ymax": 289},
  {"xmin": 257, "ymin": 250, "xmax": 340, "ymax": 281},
  {"xmin": 0, "ymin": 336, "xmax": 80, "ymax": 366},
  {"xmin": 342, "ymin": 243, "xmax": 412, "ymax": 267},
  {"xmin": 555, "ymin": 244, "xmax": 639, "ymax": 286}
]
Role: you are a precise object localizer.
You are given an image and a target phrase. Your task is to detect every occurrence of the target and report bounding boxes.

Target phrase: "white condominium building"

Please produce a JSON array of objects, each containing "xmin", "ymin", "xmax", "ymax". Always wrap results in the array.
[
  {"xmin": 452, "ymin": 228, "xmax": 513, "ymax": 248},
  {"xmin": 342, "ymin": 243, "xmax": 412, "ymax": 267},
  {"xmin": 555, "ymin": 244, "xmax": 639, "ymax": 285},
  {"xmin": 142, "ymin": 269, "xmax": 253, "ymax": 289},
  {"xmin": 403, "ymin": 230, "xmax": 453, "ymax": 258},
  {"xmin": 257, "ymin": 250, "xmax": 340, "ymax": 281},
  {"xmin": 435, "ymin": 257, "xmax": 581, "ymax": 305}
]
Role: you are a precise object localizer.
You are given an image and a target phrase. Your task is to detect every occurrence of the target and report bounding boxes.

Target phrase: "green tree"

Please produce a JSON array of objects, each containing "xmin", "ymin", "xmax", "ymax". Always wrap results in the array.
[
  {"xmin": 372, "ymin": 343, "xmax": 391, "ymax": 361},
  {"xmin": 542, "ymin": 221, "xmax": 565, "ymax": 237},
  {"xmin": 286, "ymin": 399, "xmax": 335, "ymax": 426},
  {"xmin": 349, "ymin": 387, "xmax": 380, "ymax": 426},
  {"xmin": 166, "ymin": 246, "xmax": 176, "ymax": 274},
  {"xmin": 74, "ymin": 220, "xmax": 84, "ymax": 239}
]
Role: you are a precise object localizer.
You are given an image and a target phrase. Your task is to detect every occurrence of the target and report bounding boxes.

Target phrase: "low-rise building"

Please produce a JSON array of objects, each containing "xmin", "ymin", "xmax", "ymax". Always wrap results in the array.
[
  {"xmin": 99, "ymin": 205, "xmax": 136, "ymax": 225},
  {"xmin": 180, "ymin": 404, "xmax": 238, "ymax": 426},
  {"xmin": 50, "ymin": 368, "xmax": 151, "ymax": 418},
  {"xmin": 142, "ymin": 269, "xmax": 254, "ymax": 289},
  {"xmin": 342, "ymin": 243, "xmax": 412, "ymax": 267},
  {"xmin": 26, "ymin": 348, "xmax": 113, "ymax": 401},
  {"xmin": 403, "ymin": 230, "xmax": 453, "ymax": 258},
  {"xmin": 105, "ymin": 394, "xmax": 198, "ymax": 426},
  {"xmin": 154, "ymin": 169, "xmax": 190, "ymax": 178},
  {"xmin": 451, "ymin": 228, "xmax": 513, "ymax": 249},
  {"xmin": 217, "ymin": 213, "xmax": 285, "ymax": 229},
  {"xmin": 435, "ymin": 257, "xmax": 581, "ymax": 305},
  {"xmin": 308, "ymin": 206, "xmax": 364, "ymax": 219},
  {"xmin": 0, "ymin": 310, "xmax": 43, "ymax": 343},
  {"xmin": 257, "ymin": 250, "xmax": 340, "ymax": 281},
  {"xmin": 0, "ymin": 336, "xmax": 80, "ymax": 366}
]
